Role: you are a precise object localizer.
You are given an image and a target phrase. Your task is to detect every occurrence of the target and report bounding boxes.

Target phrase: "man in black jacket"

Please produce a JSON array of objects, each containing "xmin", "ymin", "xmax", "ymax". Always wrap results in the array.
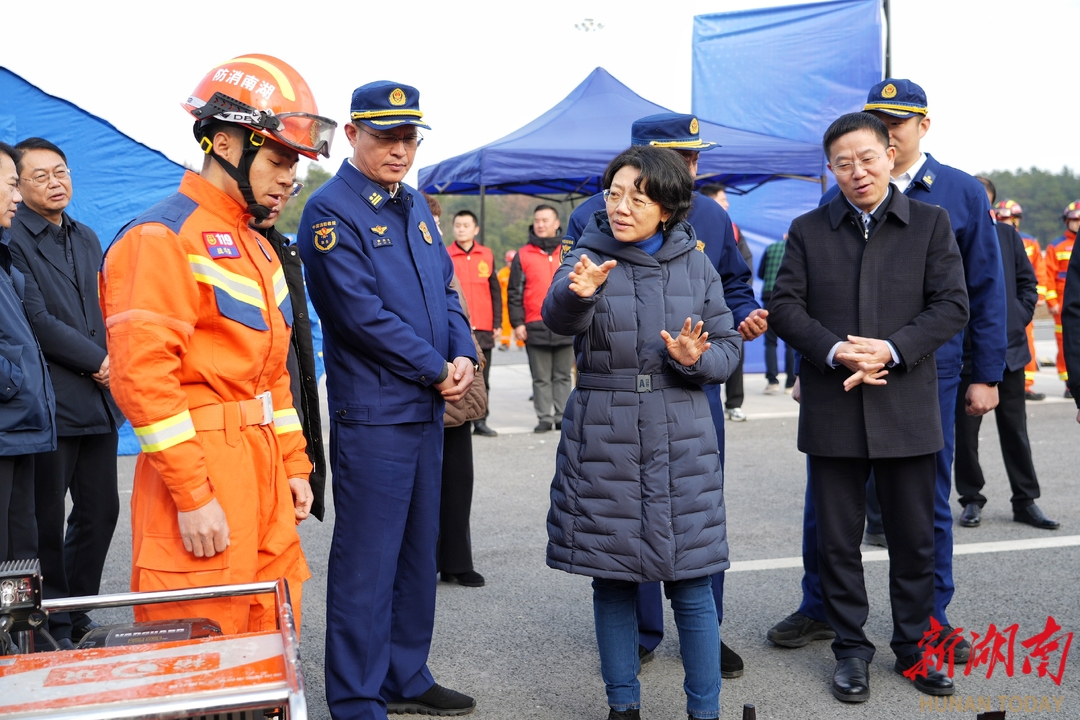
[
  {"xmin": 953, "ymin": 179, "xmax": 1058, "ymax": 530},
  {"xmin": 9, "ymin": 138, "xmax": 118, "ymax": 647},
  {"xmin": 255, "ymin": 219, "xmax": 327, "ymax": 522},
  {"xmin": 769, "ymin": 113, "xmax": 969, "ymax": 703}
]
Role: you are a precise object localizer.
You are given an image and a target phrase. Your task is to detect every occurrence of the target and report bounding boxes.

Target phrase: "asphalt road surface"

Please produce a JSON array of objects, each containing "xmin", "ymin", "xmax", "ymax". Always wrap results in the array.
[{"xmin": 92, "ymin": 324, "xmax": 1079, "ymax": 719}]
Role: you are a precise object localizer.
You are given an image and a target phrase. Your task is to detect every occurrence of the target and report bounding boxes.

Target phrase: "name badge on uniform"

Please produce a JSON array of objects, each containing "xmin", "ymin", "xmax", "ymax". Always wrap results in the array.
[{"xmin": 203, "ymin": 232, "xmax": 241, "ymax": 259}]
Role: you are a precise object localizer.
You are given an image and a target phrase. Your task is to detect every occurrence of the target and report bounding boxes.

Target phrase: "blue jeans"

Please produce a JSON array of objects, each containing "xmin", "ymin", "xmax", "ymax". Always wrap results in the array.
[{"xmin": 593, "ymin": 576, "xmax": 720, "ymax": 719}]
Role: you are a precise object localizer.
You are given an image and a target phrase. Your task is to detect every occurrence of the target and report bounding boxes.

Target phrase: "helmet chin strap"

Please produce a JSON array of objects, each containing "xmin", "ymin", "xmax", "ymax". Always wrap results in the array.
[{"xmin": 199, "ymin": 127, "xmax": 274, "ymax": 222}]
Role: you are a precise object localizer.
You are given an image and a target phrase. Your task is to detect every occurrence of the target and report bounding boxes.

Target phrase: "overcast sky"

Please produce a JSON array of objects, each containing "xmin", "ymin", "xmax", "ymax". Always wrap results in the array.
[{"xmin": 5, "ymin": 0, "xmax": 1078, "ymax": 185}]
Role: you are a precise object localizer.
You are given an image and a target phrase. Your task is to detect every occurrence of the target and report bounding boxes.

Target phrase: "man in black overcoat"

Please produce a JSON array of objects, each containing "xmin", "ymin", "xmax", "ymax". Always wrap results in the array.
[{"xmin": 769, "ymin": 113, "xmax": 969, "ymax": 703}]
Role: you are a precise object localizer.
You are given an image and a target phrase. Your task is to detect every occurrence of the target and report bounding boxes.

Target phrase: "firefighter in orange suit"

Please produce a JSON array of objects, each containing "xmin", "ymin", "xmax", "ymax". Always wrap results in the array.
[
  {"xmin": 497, "ymin": 250, "xmax": 521, "ymax": 349},
  {"xmin": 1046, "ymin": 201, "xmax": 1079, "ymax": 398},
  {"xmin": 994, "ymin": 200, "xmax": 1050, "ymax": 400},
  {"xmin": 99, "ymin": 55, "xmax": 336, "ymax": 634}
]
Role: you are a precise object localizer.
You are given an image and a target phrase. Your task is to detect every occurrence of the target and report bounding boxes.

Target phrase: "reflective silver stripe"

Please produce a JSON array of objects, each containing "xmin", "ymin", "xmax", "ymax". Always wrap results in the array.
[
  {"xmin": 188, "ymin": 255, "xmax": 266, "ymax": 309},
  {"xmin": 134, "ymin": 411, "xmax": 196, "ymax": 452},
  {"xmin": 273, "ymin": 267, "xmax": 288, "ymax": 307}
]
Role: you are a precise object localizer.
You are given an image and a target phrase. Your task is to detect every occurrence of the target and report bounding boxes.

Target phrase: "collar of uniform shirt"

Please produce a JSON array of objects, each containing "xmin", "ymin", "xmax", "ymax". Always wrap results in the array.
[
  {"xmin": 892, "ymin": 152, "xmax": 927, "ymax": 194},
  {"xmin": 348, "ymin": 158, "xmax": 399, "ymax": 197}
]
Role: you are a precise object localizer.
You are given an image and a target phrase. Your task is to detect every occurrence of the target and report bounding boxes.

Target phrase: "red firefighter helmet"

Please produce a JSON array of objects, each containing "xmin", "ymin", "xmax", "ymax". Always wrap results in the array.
[
  {"xmin": 1064, "ymin": 201, "xmax": 1080, "ymax": 221},
  {"xmin": 183, "ymin": 54, "xmax": 336, "ymax": 160},
  {"xmin": 994, "ymin": 200, "xmax": 1023, "ymax": 220}
]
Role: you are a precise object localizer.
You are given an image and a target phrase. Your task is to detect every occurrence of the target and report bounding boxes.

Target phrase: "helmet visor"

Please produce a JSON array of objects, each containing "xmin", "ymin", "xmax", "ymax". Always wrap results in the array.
[{"xmin": 273, "ymin": 112, "xmax": 338, "ymax": 159}]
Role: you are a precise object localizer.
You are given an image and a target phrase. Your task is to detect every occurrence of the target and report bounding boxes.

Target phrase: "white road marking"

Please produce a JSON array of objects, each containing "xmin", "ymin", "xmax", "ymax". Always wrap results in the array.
[{"xmin": 727, "ymin": 535, "xmax": 1080, "ymax": 572}]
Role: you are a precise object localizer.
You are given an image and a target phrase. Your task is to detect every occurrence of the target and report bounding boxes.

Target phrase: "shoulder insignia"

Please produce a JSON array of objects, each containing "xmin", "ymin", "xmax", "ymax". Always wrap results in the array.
[
  {"xmin": 419, "ymin": 221, "xmax": 433, "ymax": 244},
  {"xmin": 560, "ymin": 237, "xmax": 575, "ymax": 262},
  {"xmin": 203, "ymin": 232, "xmax": 241, "ymax": 259},
  {"xmin": 368, "ymin": 190, "xmax": 384, "ymax": 207},
  {"xmin": 477, "ymin": 260, "xmax": 491, "ymax": 278},
  {"xmin": 696, "ymin": 240, "xmax": 706, "ymax": 253},
  {"xmin": 371, "ymin": 225, "xmax": 387, "ymax": 236},
  {"xmin": 923, "ymin": 173, "xmax": 934, "ymax": 187},
  {"xmin": 881, "ymin": 83, "xmax": 897, "ymax": 99},
  {"xmin": 311, "ymin": 219, "xmax": 338, "ymax": 253}
]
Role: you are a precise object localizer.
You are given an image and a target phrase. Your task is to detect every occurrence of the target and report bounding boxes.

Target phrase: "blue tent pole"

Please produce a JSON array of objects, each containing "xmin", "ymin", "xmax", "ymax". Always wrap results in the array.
[
  {"xmin": 883, "ymin": 0, "xmax": 892, "ymax": 78},
  {"xmin": 479, "ymin": 185, "xmax": 486, "ymax": 244}
]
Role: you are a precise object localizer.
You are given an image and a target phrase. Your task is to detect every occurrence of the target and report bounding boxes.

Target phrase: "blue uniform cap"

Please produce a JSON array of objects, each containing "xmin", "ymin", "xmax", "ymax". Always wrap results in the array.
[
  {"xmin": 630, "ymin": 113, "xmax": 719, "ymax": 151},
  {"xmin": 863, "ymin": 78, "xmax": 928, "ymax": 118},
  {"xmin": 350, "ymin": 81, "xmax": 431, "ymax": 130}
]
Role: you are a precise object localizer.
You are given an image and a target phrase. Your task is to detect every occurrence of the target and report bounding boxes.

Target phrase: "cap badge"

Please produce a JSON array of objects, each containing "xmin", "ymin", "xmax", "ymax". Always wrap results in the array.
[
  {"xmin": 419, "ymin": 221, "xmax": 433, "ymax": 244},
  {"xmin": 689, "ymin": 118, "xmax": 699, "ymax": 135},
  {"xmin": 389, "ymin": 88, "xmax": 407, "ymax": 106},
  {"xmin": 881, "ymin": 83, "xmax": 897, "ymax": 99}
]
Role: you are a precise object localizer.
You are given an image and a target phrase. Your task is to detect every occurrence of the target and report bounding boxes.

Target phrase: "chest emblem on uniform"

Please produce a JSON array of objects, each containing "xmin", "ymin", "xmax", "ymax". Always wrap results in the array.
[
  {"xmin": 881, "ymin": 83, "xmax": 897, "ymax": 99},
  {"xmin": 419, "ymin": 221, "xmax": 433, "ymax": 244},
  {"xmin": 311, "ymin": 219, "xmax": 338, "ymax": 253},
  {"xmin": 923, "ymin": 174, "xmax": 934, "ymax": 187},
  {"xmin": 477, "ymin": 260, "xmax": 491, "ymax": 278},
  {"xmin": 560, "ymin": 237, "xmax": 574, "ymax": 262},
  {"xmin": 203, "ymin": 232, "xmax": 241, "ymax": 259},
  {"xmin": 371, "ymin": 225, "xmax": 387, "ymax": 235},
  {"xmin": 696, "ymin": 240, "xmax": 706, "ymax": 253},
  {"xmin": 368, "ymin": 191, "xmax": 384, "ymax": 207}
]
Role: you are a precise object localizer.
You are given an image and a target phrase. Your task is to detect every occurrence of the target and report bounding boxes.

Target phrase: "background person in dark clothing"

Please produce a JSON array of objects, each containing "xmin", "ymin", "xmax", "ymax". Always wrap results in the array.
[
  {"xmin": 758, "ymin": 236, "xmax": 795, "ymax": 393},
  {"xmin": 953, "ymin": 179, "xmax": 1058, "ymax": 530},
  {"xmin": 9, "ymin": 138, "xmax": 121, "ymax": 647},
  {"xmin": 0, "ymin": 141, "xmax": 55, "ymax": 565},
  {"xmin": 508, "ymin": 205, "xmax": 574, "ymax": 433}
]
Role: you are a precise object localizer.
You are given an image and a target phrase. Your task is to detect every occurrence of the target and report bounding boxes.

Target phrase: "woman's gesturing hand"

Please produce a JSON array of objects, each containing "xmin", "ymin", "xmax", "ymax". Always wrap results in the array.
[
  {"xmin": 568, "ymin": 253, "xmax": 618, "ymax": 298},
  {"xmin": 661, "ymin": 318, "xmax": 711, "ymax": 367}
]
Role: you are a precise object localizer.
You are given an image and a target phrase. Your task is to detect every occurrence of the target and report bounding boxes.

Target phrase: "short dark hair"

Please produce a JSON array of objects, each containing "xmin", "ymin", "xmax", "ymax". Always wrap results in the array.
[
  {"xmin": 975, "ymin": 176, "xmax": 996, "ymax": 204},
  {"xmin": 454, "ymin": 209, "xmax": 478, "ymax": 225},
  {"xmin": 421, "ymin": 191, "xmax": 442, "ymax": 218},
  {"xmin": 13, "ymin": 137, "xmax": 66, "ymax": 175},
  {"xmin": 0, "ymin": 142, "xmax": 19, "ymax": 168},
  {"xmin": 822, "ymin": 112, "xmax": 890, "ymax": 159},
  {"xmin": 699, "ymin": 183, "xmax": 727, "ymax": 198},
  {"xmin": 534, "ymin": 204, "xmax": 559, "ymax": 218},
  {"xmin": 602, "ymin": 145, "xmax": 694, "ymax": 227}
]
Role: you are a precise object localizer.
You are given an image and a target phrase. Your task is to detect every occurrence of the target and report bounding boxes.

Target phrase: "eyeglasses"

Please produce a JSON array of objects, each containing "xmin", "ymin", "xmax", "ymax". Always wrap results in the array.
[
  {"xmin": 289, "ymin": 181, "xmax": 304, "ymax": 198},
  {"xmin": 831, "ymin": 154, "xmax": 883, "ymax": 176},
  {"xmin": 603, "ymin": 189, "xmax": 658, "ymax": 212},
  {"xmin": 358, "ymin": 126, "xmax": 423, "ymax": 149},
  {"xmin": 21, "ymin": 168, "xmax": 71, "ymax": 187}
]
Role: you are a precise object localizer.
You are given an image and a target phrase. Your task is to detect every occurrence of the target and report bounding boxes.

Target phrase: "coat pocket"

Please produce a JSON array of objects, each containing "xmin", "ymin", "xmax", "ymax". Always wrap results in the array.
[{"xmin": 0, "ymin": 346, "xmax": 49, "ymax": 432}]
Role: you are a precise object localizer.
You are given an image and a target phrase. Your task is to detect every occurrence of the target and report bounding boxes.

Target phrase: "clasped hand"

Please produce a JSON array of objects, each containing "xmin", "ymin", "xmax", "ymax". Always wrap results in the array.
[
  {"xmin": 435, "ymin": 357, "xmax": 475, "ymax": 403},
  {"xmin": 661, "ymin": 318, "xmax": 711, "ymax": 367},
  {"xmin": 568, "ymin": 254, "xmax": 618, "ymax": 298},
  {"xmin": 834, "ymin": 334, "xmax": 891, "ymax": 392}
]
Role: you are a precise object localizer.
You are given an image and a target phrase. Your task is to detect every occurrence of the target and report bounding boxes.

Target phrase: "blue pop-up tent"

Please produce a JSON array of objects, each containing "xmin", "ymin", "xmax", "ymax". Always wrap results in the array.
[
  {"xmin": 418, "ymin": 67, "xmax": 824, "ymax": 198},
  {"xmin": 1, "ymin": 67, "xmax": 187, "ymax": 453}
]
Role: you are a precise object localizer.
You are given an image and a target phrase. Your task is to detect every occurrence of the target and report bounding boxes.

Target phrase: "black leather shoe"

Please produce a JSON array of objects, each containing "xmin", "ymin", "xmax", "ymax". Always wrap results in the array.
[
  {"xmin": 959, "ymin": 503, "xmax": 981, "ymax": 528},
  {"xmin": 767, "ymin": 611, "xmax": 835, "ymax": 648},
  {"xmin": 441, "ymin": 571, "xmax": 485, "ymax": 587},
  {"xmin": 534, "ymin": 421, "xmax": 553, "ymax": 433},
  {"xmin": 721, "ymin": 641, "xmax": 744, "ymax": 678},
  {"xmin": 638, "ymin": 644, "xmax": 655, "ymax": 665},
  {"xmin": 471, "ymin": 421, "xmax": 497, "ymax": 437},
  {"xmin": 1014, "ymin": 503, "xmax": 1061, "ymax": 530},
  {"xmin": 387, "ymin": 684, "xmax": 476, "ymax": 715},
  {"xmin": 938, "ymin": 625, "xmax": 970, "ymax": 665},
  {"xmin": 895, "ymin": 653, "xmax": 954, "ymax": 695},
  {"xmin": 831, "ymin": 657, "xmax": 869, "ymax": 702},
  {"xmin": 607, "ymin": 709, "xmax": 640, "ymax": 720},
  {"xmin": 1066, "ymin": 388, "xmax": 1074, "ymax": 400},
  {"xmin": 1025, "ymin": 390, "xmax": 1046, "ymax": 401},
  {"xmin": 555, "ymin": 421, "xmax": 563, "ymax": 430}
]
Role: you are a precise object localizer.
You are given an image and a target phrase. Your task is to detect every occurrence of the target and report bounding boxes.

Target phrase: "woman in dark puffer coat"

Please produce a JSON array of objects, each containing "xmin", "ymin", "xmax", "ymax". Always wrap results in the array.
[{"xmin": 542, "ymin": 146, "xmax": 741, "ymax": 720}]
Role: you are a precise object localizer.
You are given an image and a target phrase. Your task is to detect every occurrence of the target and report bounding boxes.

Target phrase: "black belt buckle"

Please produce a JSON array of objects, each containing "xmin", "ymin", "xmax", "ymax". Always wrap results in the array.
[{"xmin": 635, "ymin": 375, "xmax": 652, "ymax": 393}]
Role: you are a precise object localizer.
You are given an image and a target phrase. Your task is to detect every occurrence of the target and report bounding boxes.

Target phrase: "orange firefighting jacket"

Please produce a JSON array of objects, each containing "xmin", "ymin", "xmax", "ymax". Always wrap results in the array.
[
  {"xmin": 1045, "ymin": 230, "xmax": 1074, "ymax": 308},
  {"xmin": 100, "ymin": 172, "xmax": 311, "ymax": 514},
  {"xmin": 1022, "ymin": 235, "xmax": 1050, "ymax": 302}
]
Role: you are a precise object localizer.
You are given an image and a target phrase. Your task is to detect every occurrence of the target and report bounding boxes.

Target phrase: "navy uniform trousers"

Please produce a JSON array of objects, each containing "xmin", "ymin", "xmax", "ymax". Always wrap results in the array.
[
  {"xmin": 325, "ymin": 420, "xmax": 442, "ymax": 720},
  {"xmin": 636, "ymin": 383, "xmax": 727, "ymax": 650},
  {"xmin": 798, "ymin": 372, "xmax": 962, "ymax": 625}
]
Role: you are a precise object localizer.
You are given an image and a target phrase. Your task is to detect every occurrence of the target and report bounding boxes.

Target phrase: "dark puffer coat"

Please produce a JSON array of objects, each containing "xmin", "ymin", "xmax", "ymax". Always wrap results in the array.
[{"xmin": 542, "ymin": 214, "xmax": 741, "ymax": 583}]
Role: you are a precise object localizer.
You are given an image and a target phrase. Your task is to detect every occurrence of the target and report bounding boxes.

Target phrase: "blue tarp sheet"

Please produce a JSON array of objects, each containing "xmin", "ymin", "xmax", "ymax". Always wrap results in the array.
[
  {"xmin": 418, "ymin": 67, "xmax": 823, "ymax": 197},
  {"xmin": 1, "ymin": 68, "xmax": 185, "ymax": 454}
]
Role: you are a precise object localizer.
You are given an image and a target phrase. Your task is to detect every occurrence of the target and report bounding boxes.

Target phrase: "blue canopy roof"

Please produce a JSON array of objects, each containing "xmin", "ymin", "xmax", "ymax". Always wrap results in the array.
[{"xmin": 418, "ymin": 68, "xmax": 824, "ymax": 197}]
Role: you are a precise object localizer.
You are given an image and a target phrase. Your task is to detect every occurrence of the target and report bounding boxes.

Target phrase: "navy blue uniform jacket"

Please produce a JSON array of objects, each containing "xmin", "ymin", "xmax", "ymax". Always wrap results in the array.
[
  {"xmin": 565, "ymin": 192, "xmax": 759, "ymax": 325},
  {"xmin": 822, "ymin": 154, "xmax": 1006, "ymax": 383},
  {"xmin": 297, "ymin": 161, "xmax": 475, "ymax": 425}
]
